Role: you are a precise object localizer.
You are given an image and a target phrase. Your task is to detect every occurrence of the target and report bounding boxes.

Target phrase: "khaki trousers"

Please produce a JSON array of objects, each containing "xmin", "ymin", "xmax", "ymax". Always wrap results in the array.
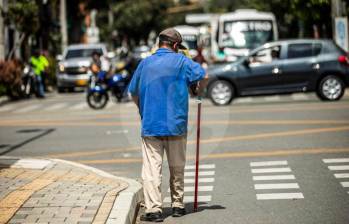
[{"xmin": 141, "ymin": 135, "xmax": 187, "ymax": 213}]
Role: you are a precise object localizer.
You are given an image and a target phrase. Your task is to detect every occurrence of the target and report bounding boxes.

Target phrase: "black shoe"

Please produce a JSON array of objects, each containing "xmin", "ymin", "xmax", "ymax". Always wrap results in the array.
[
  {"xmin": 140, "ymin": 212, "xmax": 164, "ymax": 222},
  {"xmin": 172, "ymin": 207, "xmax": 186, "ymax": 217}
]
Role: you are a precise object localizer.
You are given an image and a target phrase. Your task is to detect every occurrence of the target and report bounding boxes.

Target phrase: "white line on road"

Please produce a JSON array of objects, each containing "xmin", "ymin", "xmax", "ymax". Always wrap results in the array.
[
  {"xmin": 256, "ymin": 193, "xmax": 304, "ymax": 200},
  {"xmin": 184, "ymin": 171, "xmax": 215, "ymax": 177},
  {"xmin": 234, "ymin": 97, "xmax": 253, "ymax": 103},
  {"xmin": 254, "ymin": 183, "xmax": 299, "ymax": 190},
  {"xmin": 291, "ymin": 93, "xmax": 309, "ymax": 101},
  {"xmin": 184, "ymin": 178, "xmax": 215, "ymax": 184},
  {"xmin": 44, "ymin": 103, "xmax": 67, "ymax": 111},
  {"xmin": 264, "ymin": 96, "xmax": 281, "ymax": 102},
  {"xmin": 253, "ymin": 175, "xmax": 296, "ymax": 181},
  {"xmin": 185, "ymin": 164, "xmax": 215, "ymax": 170},
  {"xmin": 14, "ymin": 105, "xmax": 42, "ymax": 113},
  {"xmin": 0, "ymin": 105, "xmax": 15, "ymax": 112},
  {"xmin": 341, "ymin": 182, "xmax": 349, "ymax": 187},
  {"xmin": 328, "ymin": 165, "xmax": 349, "ymax": 171},
  {"xmin": 251, "ymin": 167, "xmax": 291, "ymax": 174},
  {"xmin": 167, "ymin": 186, "xmax": 214, "ymax": 192},
  {"xmin": 323, "ymin": 158, "xmax": 349, "ymax": 163},
  {"xmin": 250, "ymin": 161, "xmax": 288, "ymax": 167},
  {"xmin": 334, "ymin": 173, "xmax": 349, "ymax": 178},
  {"xmin": 163, "ymin": 195, "xmax": 211, "ymax": 203},
  {"xmin": 70, "ymin": 102, "xmax": 88, "ymax": 110}
]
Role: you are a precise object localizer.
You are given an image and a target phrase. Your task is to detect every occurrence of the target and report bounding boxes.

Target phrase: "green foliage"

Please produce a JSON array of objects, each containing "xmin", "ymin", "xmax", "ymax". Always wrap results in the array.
[
  {"xmin": 110, "ymin": 0, "xmax": 174, "ymax": 44},
  {"xmin": 1, "ymin": 0, "xmax": 39, "ymax": 35}
]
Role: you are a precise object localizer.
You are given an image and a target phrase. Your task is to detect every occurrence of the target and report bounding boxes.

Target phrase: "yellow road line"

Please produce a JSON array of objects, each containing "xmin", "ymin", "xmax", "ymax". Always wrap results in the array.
[
  {"xmin": 2, "ymin": 119, "xmax": 349, "ymax": 127},
  {"xmin": 43, "ymin": 126, "xmax": 349, "ymax": 159},
  {"xmin": 46, "ymin": 146, "xmax": 140, "ymax": 158},
  {"xmin": 78, "ymin": 147, "xmax": 349, "ymax": 165},
  {"xmin": 187, "ymin": 126, "xmax": 349, "ymax": 145}
]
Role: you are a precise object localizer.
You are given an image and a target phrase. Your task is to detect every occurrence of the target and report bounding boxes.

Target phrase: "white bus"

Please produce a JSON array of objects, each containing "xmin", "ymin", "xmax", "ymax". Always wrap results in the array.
[
  {"xmin": 186, "ymin": 9, "xmax": 278, "ymax": 62},
  {"xmin": 174, "ymin": 25, "xmax": 200, "ymax": 57}
]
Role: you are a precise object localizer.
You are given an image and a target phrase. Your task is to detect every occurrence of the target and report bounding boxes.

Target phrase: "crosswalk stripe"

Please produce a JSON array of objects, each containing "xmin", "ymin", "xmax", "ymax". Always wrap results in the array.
[
  {"xmin": 291, "ymin": 94, "xmax": 309, "ymax": 100},
  {"xmin": 341, "ymin": 182, "xmax": 349, "ymax": 187},
  {"xmin": 44, "ymin": 103, "xmax": 67, "ymax": 111},
  {"xmin": 167, "ymin": 186, "xmax": 213, "ymax": 192},
  {"xmin": 184, "ymin": 171, "xmax": 215, "ymax": 177},
  {"xmin": 264, "ymin": 96, "xmax": 281, "ymax": 102},
  {"xmin": 70, "ymin": 102, "xmax": 88, "ymax": 110},
  {"xmin": 256, "ymin": 193, "xmax": 304, "ymax": 200},
  {"xmin": 323, "ymin": 158, "xmax": 349, "ymax": 163},
  {"xmin": 251, "ymin": 167, "xmax": 291, "ymax": 174},
  {"xmin": 328, "ymin": 165, "xmax": 349, "ymax": 171},
  {"xmin": 250, "ymin": 161, "xmax": 288, "ymax": 167},
  {"xmin": 184, "ymin": 178, "xmax": 214, "ymax": 184},
  {"xmin": 334, "ymin": 173, "xmax": 349, "ymax": 178},
  {"xmin": 185, "ymin": 164, "xmax": 215, "ymax": 170},
  {"xmin": 163, "ymin": 195, "xmax": 211, "ymax": 203},
  {"xmin": 254, "ymin": 183, "xmax": 299, "ymax": 190},
  {"xmin": 253, "ymin": 175, "xmax": 295, "ymax": 181},
  {"xmin": 0, "ymin": 105, "xmax": 15, "ymax": 112},
  {"xmin": 14, "ymin": 105, "xmax": 41, "ymax": 113},
  {"xmin": 234, "ymin": 97, "xmax": 253, "ymax": 103}
]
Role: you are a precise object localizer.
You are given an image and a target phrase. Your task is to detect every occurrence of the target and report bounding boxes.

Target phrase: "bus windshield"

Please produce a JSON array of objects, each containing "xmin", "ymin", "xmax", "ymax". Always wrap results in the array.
[{"xmin": 221, "ymin": 20, "xmax": 273, "ymax": 50}]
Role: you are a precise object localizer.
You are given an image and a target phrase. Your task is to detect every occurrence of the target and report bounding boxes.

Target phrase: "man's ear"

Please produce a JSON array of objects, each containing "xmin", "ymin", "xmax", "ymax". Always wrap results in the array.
[{"xmin": 173, "ymin": 42, "xmax": 178, "ymax": 51}]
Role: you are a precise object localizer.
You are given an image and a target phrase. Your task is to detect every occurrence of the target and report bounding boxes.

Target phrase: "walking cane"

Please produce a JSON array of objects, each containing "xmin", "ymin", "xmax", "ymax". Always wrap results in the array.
[{"xmin": 193, "ymin": 95, "xmax": 202, "ymax": 212}]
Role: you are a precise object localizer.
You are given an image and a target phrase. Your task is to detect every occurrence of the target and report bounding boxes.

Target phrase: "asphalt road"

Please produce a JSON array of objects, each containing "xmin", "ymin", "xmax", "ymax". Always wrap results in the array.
[{"xmin": 1, "ymin": 91, "xmax": 349, "ymax": 224}]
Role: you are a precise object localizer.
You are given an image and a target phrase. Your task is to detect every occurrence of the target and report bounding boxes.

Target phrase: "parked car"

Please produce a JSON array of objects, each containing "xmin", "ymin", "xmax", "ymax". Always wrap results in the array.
[
  {"xmin": 206, "ymin": 39, "xmax": 349, "ymax": 105},
  {"xmin": 56, "ymin": 44, "xmax": 113, "ymax": 92}
]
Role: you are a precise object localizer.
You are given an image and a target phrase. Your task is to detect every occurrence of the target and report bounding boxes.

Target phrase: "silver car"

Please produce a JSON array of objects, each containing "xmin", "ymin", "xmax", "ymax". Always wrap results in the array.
[{"xmin": 56, "ymin": 44, "xmax": 111, "ymax": 92}]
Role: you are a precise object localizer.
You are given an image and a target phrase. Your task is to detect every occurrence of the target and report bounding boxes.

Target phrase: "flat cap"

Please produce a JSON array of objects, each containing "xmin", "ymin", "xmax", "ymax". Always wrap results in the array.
[{"xmin": 159, "ymin": 28, "xmax": 187, "ymax": 50}]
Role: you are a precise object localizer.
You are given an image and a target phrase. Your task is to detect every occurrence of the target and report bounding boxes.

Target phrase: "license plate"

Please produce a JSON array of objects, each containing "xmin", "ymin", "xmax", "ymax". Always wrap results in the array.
[{"xmin": 76, "ymin": 79, "xmax": 87, "ymax": 86}]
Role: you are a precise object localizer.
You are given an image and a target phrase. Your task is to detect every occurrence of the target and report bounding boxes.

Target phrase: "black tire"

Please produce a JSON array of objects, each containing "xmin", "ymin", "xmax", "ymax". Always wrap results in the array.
[
  {"xmin": 208, "ymin": 80, "xmax": 234, "ymax": 106},
  {"xmin": 57, "ymin": 87, "xmax": 65, "ymax": 93},
  {"xmin": 316, "ymin": 75, "xmax": 345, "ymax": 101},
  {"xmin": 87, "ymin": 92, "xmax": 109, "ymax": 109}
]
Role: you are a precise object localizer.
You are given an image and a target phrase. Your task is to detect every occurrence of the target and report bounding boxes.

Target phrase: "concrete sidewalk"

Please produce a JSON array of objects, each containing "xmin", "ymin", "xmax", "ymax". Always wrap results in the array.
[{"xmin": 0, "ymin": 157, "xmax": 142, "ymax": 224}]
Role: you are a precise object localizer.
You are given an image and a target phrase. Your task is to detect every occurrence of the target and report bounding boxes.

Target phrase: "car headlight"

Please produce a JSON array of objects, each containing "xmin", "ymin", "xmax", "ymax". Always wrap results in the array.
[{"xmin": 59, "ymin": 64, "xmax": 65, "ymax": 73}]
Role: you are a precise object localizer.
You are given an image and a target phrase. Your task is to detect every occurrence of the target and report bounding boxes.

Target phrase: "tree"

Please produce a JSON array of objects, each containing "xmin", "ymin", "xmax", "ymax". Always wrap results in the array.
[
  {"xmin": 110, "ymin": 0, "xmax": 174, "ymax": 46},
  {"xmin": 1, "ymin": 0, "xmax": 39, "ymax": 59}
]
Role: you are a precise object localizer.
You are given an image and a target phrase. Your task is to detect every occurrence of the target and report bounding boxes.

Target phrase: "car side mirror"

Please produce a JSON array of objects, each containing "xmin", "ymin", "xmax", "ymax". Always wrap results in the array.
[{"xmin": 56, "ymin": 54, "xmax": 63, "ymax": 61}]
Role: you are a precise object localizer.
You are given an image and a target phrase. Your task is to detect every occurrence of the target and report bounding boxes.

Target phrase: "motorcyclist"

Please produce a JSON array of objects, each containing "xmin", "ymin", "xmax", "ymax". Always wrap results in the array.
[{"xmin": 90, "ymin": 51, "xmax": 110, "ymax": 82}]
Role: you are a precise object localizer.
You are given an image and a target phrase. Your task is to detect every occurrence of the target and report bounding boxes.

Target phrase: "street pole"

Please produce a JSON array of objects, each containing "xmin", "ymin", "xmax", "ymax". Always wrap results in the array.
[
  {"xmin": 331, "ymin": 0, "xmax": 342, "ymax": 38},
  {"xmin": 0, "ymin": 0, "xmax": 5, "ymax": 60},
  {"xmin": 193, "ymin": 96, "xmax": 202, "ymax": 212},
  {"xmin": 60, "ymin": 0, "xmax": 67, "ymax": 51}
]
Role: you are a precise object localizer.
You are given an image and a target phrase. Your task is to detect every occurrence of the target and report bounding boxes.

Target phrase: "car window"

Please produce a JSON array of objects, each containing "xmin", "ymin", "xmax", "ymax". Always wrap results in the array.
[
  {"xmin": 65, "ymin": 48, "xmax": 103, "ymax": 59},
  {"xmin": 287, "ymin": 43, "xmax": 322, "ymax": 59},
  {"xmin": 250, "ymin": 45, "xmax": 281, "ymax": 65}
]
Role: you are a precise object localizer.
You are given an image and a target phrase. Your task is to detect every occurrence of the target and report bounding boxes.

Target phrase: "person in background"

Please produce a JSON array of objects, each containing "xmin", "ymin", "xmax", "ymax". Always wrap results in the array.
[
  {"xmin": 30, "ymin": 49, "xmax": 45, "ymax": 98},
  {"xmin": 39, "ymin": 50, "xmax": 50, "ymax": 92}
]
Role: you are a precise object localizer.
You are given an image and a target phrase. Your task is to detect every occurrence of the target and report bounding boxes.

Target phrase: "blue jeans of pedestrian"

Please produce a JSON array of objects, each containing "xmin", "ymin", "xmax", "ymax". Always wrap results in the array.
[{"xmin": 36, "ymin": 75, "xmax": 45, "ymax": 97}]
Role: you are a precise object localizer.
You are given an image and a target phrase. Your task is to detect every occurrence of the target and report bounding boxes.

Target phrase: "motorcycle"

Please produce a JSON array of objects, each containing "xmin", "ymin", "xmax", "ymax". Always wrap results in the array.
[
  {"xmin": 21, "ymin": 64, "xmax": 36, "ymax": 98},
  {"xmin": 86, "ymin": 70, "xmax": 131, "ymax": 109}
]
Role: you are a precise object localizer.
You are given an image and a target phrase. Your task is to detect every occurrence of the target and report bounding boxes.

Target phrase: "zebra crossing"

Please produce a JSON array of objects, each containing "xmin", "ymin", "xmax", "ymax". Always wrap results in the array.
[
  {"xmin": 163, "ymin": 163, "xmax": 215, "ymax": 203},
  {"xmin": 323, "ymin": 158, "xmax": 349, "ymax": 194},
  {"xmin": 250, "ymin": 160, "xmax": 304, "ymax": 200},
  {"xmin": 1, "ymin": 91, "xmax": 348, "ymax": 114}
]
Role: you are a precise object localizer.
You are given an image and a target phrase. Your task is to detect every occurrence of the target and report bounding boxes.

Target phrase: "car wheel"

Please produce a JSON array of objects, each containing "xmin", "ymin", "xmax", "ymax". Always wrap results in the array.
[
  {"xmin": 208, "ymin": 80, "xmax": 234, "ymax": 105},
  {"xmin": 317, "ymin": 75, "xmax": 345, "ymax": 101}
]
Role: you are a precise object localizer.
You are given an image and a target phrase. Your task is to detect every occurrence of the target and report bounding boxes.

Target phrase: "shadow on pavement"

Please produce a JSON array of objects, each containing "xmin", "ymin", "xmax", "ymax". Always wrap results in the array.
[{"xmin": 0, "ymin": 128, "xmax": 55, "ymax": 156}]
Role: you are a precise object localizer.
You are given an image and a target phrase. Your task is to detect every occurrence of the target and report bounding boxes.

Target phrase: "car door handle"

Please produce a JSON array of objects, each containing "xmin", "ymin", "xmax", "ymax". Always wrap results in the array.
[
  {"xmin": 272, "ymin": 67, "xmax": 281, "ymax": 74},
  {"xmin": 312, "ymin": 63, "xmax": 320, "ymax": 70}
]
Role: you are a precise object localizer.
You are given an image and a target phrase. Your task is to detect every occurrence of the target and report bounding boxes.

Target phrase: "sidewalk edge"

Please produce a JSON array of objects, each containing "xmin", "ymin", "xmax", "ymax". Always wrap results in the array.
[{"xmin": 52, "ymin": 159, "xmax": 143, "ymax": 224}]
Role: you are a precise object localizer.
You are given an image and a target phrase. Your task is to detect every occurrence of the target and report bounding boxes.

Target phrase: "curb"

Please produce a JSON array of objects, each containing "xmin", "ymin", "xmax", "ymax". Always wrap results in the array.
[{"xmin": 52, "ymin": 159, "xmax": 143, "ymax": 224}]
